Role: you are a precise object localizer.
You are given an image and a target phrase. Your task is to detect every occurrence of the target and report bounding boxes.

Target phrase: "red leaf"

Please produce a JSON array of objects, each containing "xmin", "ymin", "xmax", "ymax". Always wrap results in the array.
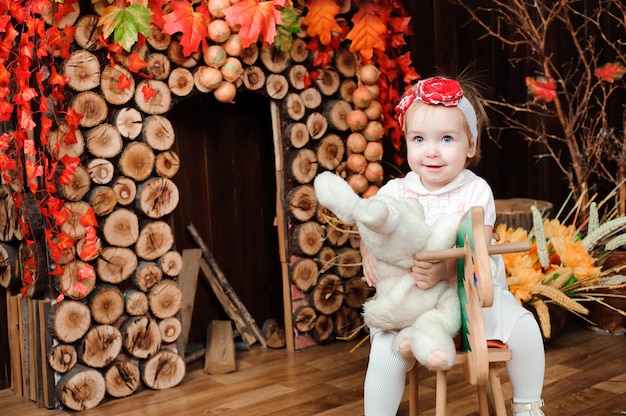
[
  {"xmin": 77, "ymin": 263, "xmax": 95, "ymax": 281},
  {"xmin": 64, "ymin": 107, "xmax": 83, "ymax": 129},
  {"xmin": 525, "ymin": 76, "xmax": 557, "ymax": 102},
  {"xmin": 128, "ymin": 53, "xmax": 149, "ymax": 73},
  {"xmin": 141, "ymin": 84, "xmax": 156, "ymax": 101},
  {"xmin": 0, "ymin": 153, "xmax": 16, "ymax": 172},
  {"xmin": 118, "ymin": 74, "xmax": 132, "ymax": 90},
  {"xmin": 595, "ymin": 62, "xmax": 626, "ymax": 83},
  {"xmin": 24, "ymin": 139, "xmax": 36, "ymax": 157},
  {"xmin": 149, "ymin": 0, "xmax": 169, "ymax": 29},
  {"xmin": 162, "ymin": 0, "xmax": 210, "ymax": 57},
  {"xmin": 50, "ymin": 66, "xmax": 70, "ymax": 86},
  {"xmin": 79, "ymin": 209, "xmax": 98, "ymax": 227},
  {"xmin": 0, "ymin": 98, "xmax": 13, "ymax": 122},
  {"xmin": 223, "ymin": 0, "xmax": 285, "ymax": 49}
]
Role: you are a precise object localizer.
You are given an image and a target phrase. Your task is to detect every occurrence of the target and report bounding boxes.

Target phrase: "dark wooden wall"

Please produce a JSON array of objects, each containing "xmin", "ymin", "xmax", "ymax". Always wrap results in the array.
[
  {"xmin": 402, "ymin": 0, "xmax": 571, "ymax": 208},
  {"xmin": 167, "ymin": 92, "xmax": 282, "ymax": 345}
]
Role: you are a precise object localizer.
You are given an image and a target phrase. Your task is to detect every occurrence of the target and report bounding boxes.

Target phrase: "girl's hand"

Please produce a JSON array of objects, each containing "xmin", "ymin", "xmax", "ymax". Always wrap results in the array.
[
  {"xmin": 360, "ymin": 242, "xmax": 379, "ymax": 287},
  {"xmin": 410, "ymin": 259, "xmax": 449, "ymax": 289}
]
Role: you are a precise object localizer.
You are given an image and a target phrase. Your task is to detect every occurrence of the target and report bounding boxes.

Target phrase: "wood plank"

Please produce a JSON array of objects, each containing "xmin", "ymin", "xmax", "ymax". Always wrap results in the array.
[
  {"xmin": 27, "ymin": 297, "xmax": 38, "ymax": 404},
  {"xmin": 1, "ymin": 322, "xmax": 626, "ymax": 416},
  {"xmin": 198, "ymin": 259, "xmax": 257, "ymax": 347},
  {"xmin": 38, "ymin": 299, "xmax": 55, "ymax": 408},
  {"xmin": 6, "ymin": 294, "xmax": 22, "ymax": 396},
  {"xmin": 203, "ymin": 320, "xmax": 236, "ymax": 375},
  {"xmin": 176, "ymin": 248, "xmax": 201, "ymax": 358},
  {"xmin": 18, "ymin": 296, "xmax": 27, "ymax": 398}
]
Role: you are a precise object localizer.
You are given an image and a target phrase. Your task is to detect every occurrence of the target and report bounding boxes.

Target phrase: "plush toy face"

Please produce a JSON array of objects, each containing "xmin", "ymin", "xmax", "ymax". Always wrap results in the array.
[
  {"xmin": 354, "ymin": 194, "xmax": 431, "ymax": 271},
  {"xmin": 313, "ymin": 172, "xmax": 432, "ymax": 272}
]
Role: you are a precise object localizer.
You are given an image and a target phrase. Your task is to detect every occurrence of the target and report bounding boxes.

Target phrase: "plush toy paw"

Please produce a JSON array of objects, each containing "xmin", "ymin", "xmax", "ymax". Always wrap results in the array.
[
  {"xmin": 423, "ymin": 350, "xmax": 451, "ymax": 370},
  {"xmin": 398, "ymin": 339, "xmax": 413, "ymax": 358}
]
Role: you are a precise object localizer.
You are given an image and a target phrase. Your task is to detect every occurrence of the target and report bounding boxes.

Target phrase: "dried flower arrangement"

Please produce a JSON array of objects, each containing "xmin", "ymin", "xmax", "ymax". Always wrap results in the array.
[{"xmin": 496, "ymin": 193, "xmax": 626, "ymax": 338}]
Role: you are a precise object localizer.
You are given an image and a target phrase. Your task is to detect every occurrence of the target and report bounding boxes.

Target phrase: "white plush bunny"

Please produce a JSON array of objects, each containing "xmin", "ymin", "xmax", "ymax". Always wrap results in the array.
[{"xmin": 314, "ymin": 172, "xmax": 462, "ymax": 369}]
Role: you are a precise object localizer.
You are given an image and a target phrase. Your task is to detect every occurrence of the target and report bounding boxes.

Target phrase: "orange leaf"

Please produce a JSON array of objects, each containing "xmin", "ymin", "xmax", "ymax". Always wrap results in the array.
[
  {"xmin": 302, "ymin": 0, "xmax": 341, "ymax": 45},
  {"xmin": 346, "ymin": 2, "xmax": 386, "ymax": 60},
  {"xmin": 223, "ymin": 0, "xmax": 285, "ymax": 49}
]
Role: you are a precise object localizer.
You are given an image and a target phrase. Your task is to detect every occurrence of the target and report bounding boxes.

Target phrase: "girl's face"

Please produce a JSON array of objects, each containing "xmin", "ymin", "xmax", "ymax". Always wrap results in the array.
[{"xmin": 405, "ymin": 103, "xmax": 476, "ymax": 191}]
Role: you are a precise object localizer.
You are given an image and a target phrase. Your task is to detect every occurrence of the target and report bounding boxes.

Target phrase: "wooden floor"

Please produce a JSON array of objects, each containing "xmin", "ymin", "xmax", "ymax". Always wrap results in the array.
[{"xmin": 2, "ymin": 320, "xmax": 625, "ymax": 416}]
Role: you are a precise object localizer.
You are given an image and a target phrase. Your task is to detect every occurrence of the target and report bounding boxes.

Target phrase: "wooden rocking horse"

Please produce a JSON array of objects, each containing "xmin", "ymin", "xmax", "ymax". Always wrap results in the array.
[{"xmin": 408, "ymin": 206, "xmax": 531, "ymax": 416}]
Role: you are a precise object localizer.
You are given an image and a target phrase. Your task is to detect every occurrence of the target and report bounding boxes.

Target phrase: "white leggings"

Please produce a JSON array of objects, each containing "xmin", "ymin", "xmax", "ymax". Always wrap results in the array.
[{"xmin": 363, "ymin": 313, "xmax": 545, "ymax": 415}]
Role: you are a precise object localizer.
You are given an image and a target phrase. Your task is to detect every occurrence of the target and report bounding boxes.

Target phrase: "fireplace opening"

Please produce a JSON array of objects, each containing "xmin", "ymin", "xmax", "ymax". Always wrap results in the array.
[{"xmin": 168, "ymin": 91, "xmax": 283, "ymax": 345}]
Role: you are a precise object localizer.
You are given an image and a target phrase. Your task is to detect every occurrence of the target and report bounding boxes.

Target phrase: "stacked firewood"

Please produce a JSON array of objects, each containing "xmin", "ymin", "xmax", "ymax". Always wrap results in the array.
[{"xmin": 1, "ymin": 0, "xmax": 393, "ymax": 409}]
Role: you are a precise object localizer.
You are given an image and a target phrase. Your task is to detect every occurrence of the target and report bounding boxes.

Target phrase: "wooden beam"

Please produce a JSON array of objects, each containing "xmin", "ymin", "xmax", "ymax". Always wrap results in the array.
[{"xmin": 176, "ymin": 249, "xmax": 201, "ymax": 358}]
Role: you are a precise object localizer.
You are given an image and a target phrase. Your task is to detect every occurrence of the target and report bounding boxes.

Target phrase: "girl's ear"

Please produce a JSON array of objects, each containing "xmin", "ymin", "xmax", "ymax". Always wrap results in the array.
[{"xmin": 467, "ymin": 143, "xmax": 477, "ymax": 158}]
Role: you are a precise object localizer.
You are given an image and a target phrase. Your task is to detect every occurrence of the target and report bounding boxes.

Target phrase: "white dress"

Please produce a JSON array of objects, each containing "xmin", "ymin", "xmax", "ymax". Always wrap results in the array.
[{"xmin": 376, "ymin": 169, "xmax": 530, "ymax": 342}]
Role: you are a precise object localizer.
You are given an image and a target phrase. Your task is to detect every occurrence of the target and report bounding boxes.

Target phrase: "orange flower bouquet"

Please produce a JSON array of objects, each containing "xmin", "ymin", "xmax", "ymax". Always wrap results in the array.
[{"xmin": 496, "ymin": 199, "xmax": 626, "ymax": 339}]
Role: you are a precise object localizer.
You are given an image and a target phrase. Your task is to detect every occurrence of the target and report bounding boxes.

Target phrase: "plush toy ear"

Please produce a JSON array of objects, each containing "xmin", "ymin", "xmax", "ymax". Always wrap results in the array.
[{"xmin": 313, "ymin": 172, "xmax": 360, "ymax": 225}]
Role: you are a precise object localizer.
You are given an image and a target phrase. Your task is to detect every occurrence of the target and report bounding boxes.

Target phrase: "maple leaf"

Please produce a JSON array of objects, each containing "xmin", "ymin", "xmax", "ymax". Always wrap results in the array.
[
  {"xmin": 525, "ymin": 76, "xmax": 557, "ymax": 102},
  {"xmin": 148, "ymin": 0, "xmax": 168, "ymax": 28},
  {"xmin": 273, "ymin": 7, "xmax": 300, "ymax": 50},
  {"xmin": 302, "ymin": 0, "xmax": 341, "ymax": 45},
  {"xmin": 223, "ymin": 0, "xmax": 285, "ymax": 49},
  {"xmin": 99, "ymin": 3, "xmax": 153, "ymax": 52},
  {"xmin": 346, "ymin": 2, "xmax": 386, "ymax": 60},
  {"xmin": 162, "ymin": 0, "xmax": 210, "ymax": 57}
]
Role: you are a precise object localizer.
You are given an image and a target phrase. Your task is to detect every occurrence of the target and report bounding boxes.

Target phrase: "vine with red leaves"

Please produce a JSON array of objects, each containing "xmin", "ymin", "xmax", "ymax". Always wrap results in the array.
[{"xmin": 0, "ymin": 0, "xmax": 419, "ymax": 298}]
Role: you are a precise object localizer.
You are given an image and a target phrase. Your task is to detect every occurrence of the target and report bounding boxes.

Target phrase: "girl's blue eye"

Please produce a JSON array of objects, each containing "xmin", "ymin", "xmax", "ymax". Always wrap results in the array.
[
  {"xmin": 413, "ymin": 136, "xmax": 424, "ymax": 143},
  {"xmin": 442, "ymin": 135, "xmax": 453, "ymax": 143}
]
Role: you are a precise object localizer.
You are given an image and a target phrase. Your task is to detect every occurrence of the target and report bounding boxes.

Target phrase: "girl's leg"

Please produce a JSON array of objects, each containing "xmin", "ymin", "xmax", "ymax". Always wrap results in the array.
[
  {"xmin": 364, "ymin": 330, "xmax": 415, "ymax": 416},
  {"xmin": 505, "ymin": 313, "xmax": 546, "ymax": 415}
]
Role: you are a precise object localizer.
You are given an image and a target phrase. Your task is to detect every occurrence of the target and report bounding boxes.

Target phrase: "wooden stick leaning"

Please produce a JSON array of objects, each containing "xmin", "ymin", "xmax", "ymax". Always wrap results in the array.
[{"xmin": 187, "ymin": 223, "xmax": 267, "ymax": 348}]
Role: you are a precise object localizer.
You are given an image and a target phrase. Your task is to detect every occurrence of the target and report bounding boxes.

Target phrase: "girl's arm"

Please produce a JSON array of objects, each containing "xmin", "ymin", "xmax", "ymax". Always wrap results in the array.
[
  {"xmin": 360, "ymin": 240, "xmax": 379, "ymax": 287},
  {"xmin": 410, "ymin": 224, "xmax": 493, "ymax": 289}
]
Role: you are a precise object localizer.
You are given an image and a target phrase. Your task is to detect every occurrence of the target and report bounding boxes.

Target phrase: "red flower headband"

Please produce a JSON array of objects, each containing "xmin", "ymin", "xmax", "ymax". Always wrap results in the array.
[{"xmin": 395, "ymin": 77, "xmax": 478, "ymax": 144}]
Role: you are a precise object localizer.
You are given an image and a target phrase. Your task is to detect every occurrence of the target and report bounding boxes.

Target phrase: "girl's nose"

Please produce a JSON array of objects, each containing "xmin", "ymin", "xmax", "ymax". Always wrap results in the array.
[{"xmin": 424, "ymin": 141, "xmax": 439, "ymax": 157}]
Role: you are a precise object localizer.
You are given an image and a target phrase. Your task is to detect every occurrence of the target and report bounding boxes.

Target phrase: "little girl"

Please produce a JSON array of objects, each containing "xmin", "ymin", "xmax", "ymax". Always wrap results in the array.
[{"xmin": 361, "ymin": 76, "xmax": 546, "ymax": 416}]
